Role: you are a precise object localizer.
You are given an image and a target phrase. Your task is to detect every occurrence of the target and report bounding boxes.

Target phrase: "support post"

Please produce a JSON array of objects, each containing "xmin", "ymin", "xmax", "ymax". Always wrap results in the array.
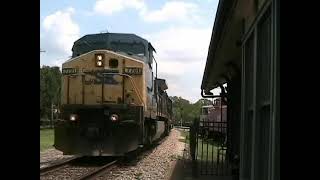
[{"xmin": 51, "ymin": 103, "xmax": 54, "ymax": 128}]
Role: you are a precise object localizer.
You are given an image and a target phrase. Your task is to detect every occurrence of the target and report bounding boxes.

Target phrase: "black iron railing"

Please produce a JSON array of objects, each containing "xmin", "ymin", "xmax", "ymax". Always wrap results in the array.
[{"xmin": 189, "ymin": 117, "xmax": 231, "ymax": 177}]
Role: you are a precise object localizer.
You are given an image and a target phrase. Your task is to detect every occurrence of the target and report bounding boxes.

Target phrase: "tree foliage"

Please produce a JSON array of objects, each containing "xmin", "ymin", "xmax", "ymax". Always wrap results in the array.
[
  {"xmin": 170, "ymin": 96, "xmax": 212, "ymax": 126},
  {"xmin": 40, "ymin": 66, "xmax": 61, "ymax": 119}
]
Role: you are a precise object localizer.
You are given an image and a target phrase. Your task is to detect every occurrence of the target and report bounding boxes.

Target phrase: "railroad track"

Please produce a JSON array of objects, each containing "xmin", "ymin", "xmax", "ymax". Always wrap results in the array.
[
  {"xmin": 40, "ymin": 156, "xmax": 80, "ymax": 175},
  {"xmin": 40, "ymin": 156, "xmax": 118, "ymax": 180},
  {"xmin": 77, "ymin": 160, "xmax": 117, "ymax": 180},
  {"xmin": 40, "ymin": 134, "xmax": 170, "ymax": 179}
]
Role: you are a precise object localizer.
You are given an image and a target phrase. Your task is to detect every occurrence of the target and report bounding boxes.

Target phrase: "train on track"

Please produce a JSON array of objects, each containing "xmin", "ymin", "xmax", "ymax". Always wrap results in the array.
[
  {"xmin": 54, "ymin": 33, "xmax": 173, "ymax": 156},
  {"xmin": 199, "ymin": 98, "xmax": 227, "ymax": 141}
]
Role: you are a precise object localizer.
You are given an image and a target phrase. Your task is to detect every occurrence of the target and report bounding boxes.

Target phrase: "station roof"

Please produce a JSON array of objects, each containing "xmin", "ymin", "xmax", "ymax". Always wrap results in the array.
[
  {"xmin": 201, "ymin": 0, "xmax": 242, "ymax": 91},
  {"xmin": 156, "ymin": 78, "xmax": 168, "ymax": 91}
]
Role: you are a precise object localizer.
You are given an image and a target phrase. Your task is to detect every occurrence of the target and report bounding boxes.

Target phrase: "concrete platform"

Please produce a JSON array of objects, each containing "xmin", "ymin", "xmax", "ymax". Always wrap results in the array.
[{"xmin": 168, "ymin": 159, "xmax": 234, "ymax": 180}]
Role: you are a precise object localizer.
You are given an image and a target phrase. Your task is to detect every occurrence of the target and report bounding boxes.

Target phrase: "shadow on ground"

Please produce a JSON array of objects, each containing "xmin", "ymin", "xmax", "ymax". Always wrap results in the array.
[{"xmin": 168, "ymin": 157, "xmax": 234, "ymax": 180}]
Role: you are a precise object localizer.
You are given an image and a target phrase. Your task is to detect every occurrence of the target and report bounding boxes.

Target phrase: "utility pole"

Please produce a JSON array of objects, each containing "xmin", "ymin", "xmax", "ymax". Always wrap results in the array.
[
  {"xmin": 180, "ymin": 107, "xmax": 183, "ymax": 127},
  {"xmin": 51, "ymin": 103, "xmax": 54, "ymax": 128}
]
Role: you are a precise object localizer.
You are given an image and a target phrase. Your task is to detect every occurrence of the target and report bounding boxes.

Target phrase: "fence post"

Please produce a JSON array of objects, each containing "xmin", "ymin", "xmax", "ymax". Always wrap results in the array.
[
  {"xmin": 190, "ymin": 118, "xmax": 198, "ymax": 177},
  {"xmin": 51, "ymin": 103, "xmax": 54, "ymax": 128}
]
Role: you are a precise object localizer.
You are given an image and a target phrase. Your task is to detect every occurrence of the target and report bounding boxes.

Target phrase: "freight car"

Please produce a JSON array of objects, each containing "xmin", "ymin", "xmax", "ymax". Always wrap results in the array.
[
  {"xmin": 54, "ymin": 33, "xmax": 172, "ymax": 156},
  {"xmin": 199, "ymin": 98, "xmax": 227, "ymax": 141}
]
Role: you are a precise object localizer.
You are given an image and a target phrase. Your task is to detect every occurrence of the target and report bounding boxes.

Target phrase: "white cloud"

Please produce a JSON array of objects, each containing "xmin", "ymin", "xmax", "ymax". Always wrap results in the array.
[
  {"xmin": 93, "ymin": 0, "xmax": 146, "ymax": 15},
  {"xmin": 40, "ymin": 7, "xmax": 80, "ymax": 66},
  {"xmin": 145, "ymin": 26, "xmax": 211, "ymax": 64},
  {"xmin": 93, "ymin": 0, "xmax": 199, "ymax": 24},
  {"xmin": 144, "ymin": 26, "xmax": 212, "ymax": 103},
  {"xmin": 142, "ymin": 1, "xmax": 199, "ymax": 23}
]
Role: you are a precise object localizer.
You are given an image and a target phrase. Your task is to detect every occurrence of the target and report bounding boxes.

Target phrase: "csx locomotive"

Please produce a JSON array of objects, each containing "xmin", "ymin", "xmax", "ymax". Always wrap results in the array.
[{"xmin": 54, "ymin": 33, "xmax": 173, "ymax": 156}]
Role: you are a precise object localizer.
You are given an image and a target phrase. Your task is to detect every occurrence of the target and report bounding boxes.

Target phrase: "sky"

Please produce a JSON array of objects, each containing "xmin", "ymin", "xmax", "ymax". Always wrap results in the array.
[{"xmin": 40, "ymin": 0, "xmax": 220, "ymax": 103}]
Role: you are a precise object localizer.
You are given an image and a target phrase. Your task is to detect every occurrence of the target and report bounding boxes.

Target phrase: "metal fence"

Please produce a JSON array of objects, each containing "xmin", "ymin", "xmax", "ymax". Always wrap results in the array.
[
  {"xmin": 189, "ymin": 117, "xmax": 231, "ymax": 177},
  {"xmin": 40, "ymin": 119, "xmax": 54, "ymax": 129}
]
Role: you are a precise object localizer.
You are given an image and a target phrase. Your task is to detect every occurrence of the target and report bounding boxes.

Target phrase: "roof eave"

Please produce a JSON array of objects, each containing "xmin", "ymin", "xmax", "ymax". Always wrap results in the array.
[{"xmin": 201, "ymin": 0, "xmax": 235, "ymax": 90}]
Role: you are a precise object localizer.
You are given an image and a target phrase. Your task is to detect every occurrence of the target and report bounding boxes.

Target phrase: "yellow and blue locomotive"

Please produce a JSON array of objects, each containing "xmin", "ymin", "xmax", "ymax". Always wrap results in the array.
[{"xmin": 54, "ymin": 33, "xmax": 172, "ymax": 156}]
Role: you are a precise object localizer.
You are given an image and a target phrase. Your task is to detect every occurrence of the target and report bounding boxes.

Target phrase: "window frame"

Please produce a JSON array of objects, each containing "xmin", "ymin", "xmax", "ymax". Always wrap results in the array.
[{"xmin": 240, "ymin": 1, "xmax": 277, "ymax": 180}]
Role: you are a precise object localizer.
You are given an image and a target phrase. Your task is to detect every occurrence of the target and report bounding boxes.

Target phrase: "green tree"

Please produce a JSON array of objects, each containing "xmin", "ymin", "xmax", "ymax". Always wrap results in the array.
[
  {"xmin": 170, "ymin": 96, "xmax": 212, "ymax": 126},
  {"xmin": 40, "ymin": 66, "xmax": 61, "ymax": 119}
]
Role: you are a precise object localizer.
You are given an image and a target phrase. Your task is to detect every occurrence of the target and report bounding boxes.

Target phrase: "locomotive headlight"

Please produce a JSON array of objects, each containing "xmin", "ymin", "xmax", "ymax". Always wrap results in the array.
[
  {"xmin": 97, "ymin": 55, "xmax": 102, "ymax": 61},
  {"xmin": 70, "ymin": 114, "xmax": 78, "ymax": 121},
  {"xmin": 96, "ymin": 60, "xmax": 103, "ymax": 67},
  {"xmin": 110, "ymin": 114, "xmax": 119, "ymax": 122},
  {"xmin": 95, "ymin": 54, "xmax": 104, "ymax": 67}
]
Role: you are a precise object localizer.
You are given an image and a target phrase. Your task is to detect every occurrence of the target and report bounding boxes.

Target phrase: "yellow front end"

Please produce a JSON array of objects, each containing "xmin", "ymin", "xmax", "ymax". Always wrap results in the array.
[
  {"xmin": 61, "ymin": 50, "xmax": 145, "ymax": 107},
  {"xmin": 55, "ymin": 50, "xmax": 146, "ymax": 156}
]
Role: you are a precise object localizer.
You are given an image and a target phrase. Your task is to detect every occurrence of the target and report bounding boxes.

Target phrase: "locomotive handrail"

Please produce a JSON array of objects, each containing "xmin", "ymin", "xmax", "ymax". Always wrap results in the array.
[{"xmin": 102, "ymin": 73, "xmax": 145, "ymax": 107}]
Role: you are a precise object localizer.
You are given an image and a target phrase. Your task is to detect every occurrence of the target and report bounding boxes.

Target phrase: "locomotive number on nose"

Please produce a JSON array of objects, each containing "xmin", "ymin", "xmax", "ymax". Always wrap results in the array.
[
  {"xmin": 62, "ymin": 68, "xmax": 77, "ymax": 75},
  {"xmin": 124, "ymin": 67, "xmax": 142, "ymax": 75}
]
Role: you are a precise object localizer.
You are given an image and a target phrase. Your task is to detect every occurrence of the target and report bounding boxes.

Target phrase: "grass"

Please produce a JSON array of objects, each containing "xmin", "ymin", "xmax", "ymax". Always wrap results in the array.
[
  {"xmin": 177, "ymin": 129, "xmax": 190, "ymax": 143},
  {"xmin": 40, "ymin": 129, "xmax": 54, "ymax": 151},
  {"xmin": 196, "ymin": 139, "xmax": 222, "ymax": 162},
  {"xmin": 177, "ymin": 128, "xmax": 225, "ymax": 162}
]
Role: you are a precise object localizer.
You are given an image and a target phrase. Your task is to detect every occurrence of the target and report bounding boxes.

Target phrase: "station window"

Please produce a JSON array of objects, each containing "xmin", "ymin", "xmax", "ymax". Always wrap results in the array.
[
  {"xmin": 255, "ymin": 9, "xmax": 271, "ymax": 180},
  {"xmin": 241, "ymin": 3, "xmax": 273, "ymax": 180}
]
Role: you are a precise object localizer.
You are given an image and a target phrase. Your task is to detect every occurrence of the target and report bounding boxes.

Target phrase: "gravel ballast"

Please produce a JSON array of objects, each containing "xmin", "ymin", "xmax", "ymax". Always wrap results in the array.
[
  {"xmin": 40, "ymin": 128, "xmax": 186, "ymax": 180},
  {"xmin": 97, "ymin": 128, "xmax": 186, "ymax": 180},
  {"xmin": 40, "ymin": 149, "xmax": 74, "ymax": 169}
]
